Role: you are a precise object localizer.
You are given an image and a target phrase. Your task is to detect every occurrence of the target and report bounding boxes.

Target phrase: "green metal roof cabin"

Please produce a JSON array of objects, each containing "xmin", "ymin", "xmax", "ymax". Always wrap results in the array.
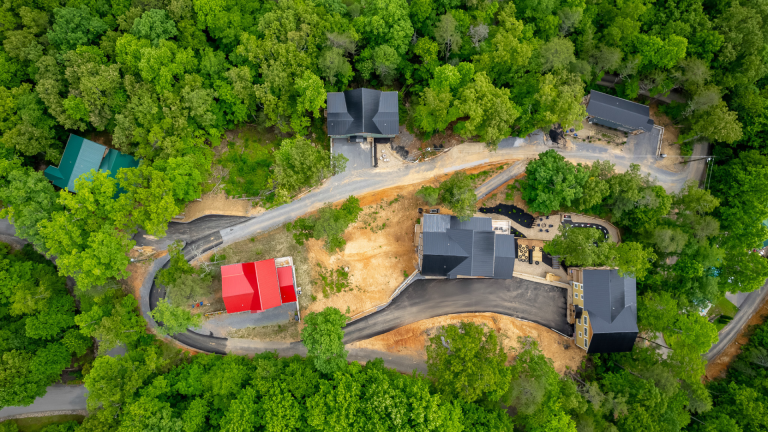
[{"xmin": 44, "ymin": 134, "xmax": 140, "ymax": 192}]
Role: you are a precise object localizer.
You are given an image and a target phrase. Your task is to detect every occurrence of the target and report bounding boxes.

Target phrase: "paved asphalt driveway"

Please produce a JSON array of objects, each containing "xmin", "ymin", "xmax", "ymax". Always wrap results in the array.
[
  {"xmin": 707, "ymin": 282, "xmax": 768, "ymax": 361},
  {"xmin": 625, "ymin": 127, "xmax": 661, "ymax": 159},
  {"xmin": 0, "ymin": 385, "xmax": 87, "ymax": 419},
  {"xmin": 343, "ymin": 277, "xmax": 571, "ymax": 344},
  {"xmin": 135, "ymin": 215, "xmax": 250, "ymax": 251},
  {"xmin": 333, "ymin": 139, "xmax": 371, "ymax": 171}
]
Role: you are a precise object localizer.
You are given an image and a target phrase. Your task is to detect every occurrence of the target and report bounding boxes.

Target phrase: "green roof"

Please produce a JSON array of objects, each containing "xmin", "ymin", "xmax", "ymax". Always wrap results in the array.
[{"xmin": 44, "ymin": 134, "xmax": 140, "ymax": 193}]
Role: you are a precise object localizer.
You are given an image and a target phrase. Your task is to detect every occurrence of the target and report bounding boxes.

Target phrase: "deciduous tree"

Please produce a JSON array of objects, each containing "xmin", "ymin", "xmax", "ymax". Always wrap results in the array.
[
  {"xmin": 519, "ymin": 150, "xmax": 589, "ymax": 214},
  {"xmin": 438, "ymin": 172, "xmax": 476, "ymax": 221},
  {"xmin": 151, "ymin": 298, "xmax": 203, "ymax": 336},
  {"xmin": 427, "ymin": 321, "xmax": 511, "ymax": 403},
  {"xmin": 301, "ymin": 307, "xmax": 348, "ymax": 374}
]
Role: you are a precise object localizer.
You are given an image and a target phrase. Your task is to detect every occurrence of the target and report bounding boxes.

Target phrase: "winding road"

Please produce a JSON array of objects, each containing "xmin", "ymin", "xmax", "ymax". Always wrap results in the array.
[
  {"xmin": 3, "ymin": 133, "xmax": 723, "ymax": 416},
  {"xmin": 138, "ymin": 136, "xmax": 713, "ymax": 357}
]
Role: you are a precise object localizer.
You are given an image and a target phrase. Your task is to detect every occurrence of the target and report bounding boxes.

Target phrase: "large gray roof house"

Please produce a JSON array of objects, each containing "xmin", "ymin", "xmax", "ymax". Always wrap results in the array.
[
  {"xmin": 571, "ymin": 267, "xmax": 638, "ymax": 354},
  {"xmin": 586, "ymin": 90, "xmax": 655, "ymax": 133},
  {"xmin": 418, "ymin": 214, "xmax": 516, "ymax": 279},
  {"xmin": 327, "ymin": 88, "xmax": 398, "ymax": 139}
]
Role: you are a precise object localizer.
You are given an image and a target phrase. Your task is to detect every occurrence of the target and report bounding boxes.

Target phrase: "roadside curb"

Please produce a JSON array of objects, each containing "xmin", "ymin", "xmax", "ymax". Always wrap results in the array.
[{"xmin": 0, "ymin": 410, "xmax": 88, "ymax": 422}]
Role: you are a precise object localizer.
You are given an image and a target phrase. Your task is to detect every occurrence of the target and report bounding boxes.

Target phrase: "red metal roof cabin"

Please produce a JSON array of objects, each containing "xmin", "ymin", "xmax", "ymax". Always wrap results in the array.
[{"xmin": 222, "ymin": 258, "xmax": 297, "ymax": 314}]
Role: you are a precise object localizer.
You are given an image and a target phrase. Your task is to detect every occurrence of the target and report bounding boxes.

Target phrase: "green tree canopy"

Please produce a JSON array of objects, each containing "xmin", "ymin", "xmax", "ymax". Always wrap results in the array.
[
  {"xmin": 151, "ymin": 298, "xmax": 203, "ymax": 336},
  {"xmin": 519, "ymin": 150, "xmax": 589, "ymax": 214},
  {"xmin": 426, "ymin": 321, "xmax": 511, "ymax": 403},
  {"xmin": 301, "ymin": 307, "xmax": 348, "ymax": 375},
  {"xmin": 438, "ymin": 172, "xmax": 477, "ymax": 221}
]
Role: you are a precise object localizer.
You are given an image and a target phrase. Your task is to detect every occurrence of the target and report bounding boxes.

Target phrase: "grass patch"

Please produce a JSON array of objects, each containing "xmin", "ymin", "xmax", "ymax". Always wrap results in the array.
[
  {"xmin": 316, "ymin": 265, "xmax": 351, "ymax": 298},
  {"xmin": 3, "ymin": 415, "xmax": 85, "ymax": 432},
  {"xmin": 227, "ymin": 319, "xmax": 301, "ymax": 342},
  {"xmin": 709, "ymin": 296, "xmax": 739, "ymax": 319},
  {"xmin": 218, "ymin": 133, "xmax": 278, "ymax": 203}
]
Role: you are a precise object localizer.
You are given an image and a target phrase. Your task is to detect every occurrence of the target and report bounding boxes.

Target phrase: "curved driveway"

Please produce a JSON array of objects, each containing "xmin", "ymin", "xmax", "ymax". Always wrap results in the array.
[
  {"xmin": 343, "ymin": 277, "xmax": 570, "ymax": 343},
  {"xmin": 138, "ymin": 137, "xmax": 712, "ymax": 359},
  {"xmin": 0, "ymin": 135, "xmax": 721, "ymax": 415}
]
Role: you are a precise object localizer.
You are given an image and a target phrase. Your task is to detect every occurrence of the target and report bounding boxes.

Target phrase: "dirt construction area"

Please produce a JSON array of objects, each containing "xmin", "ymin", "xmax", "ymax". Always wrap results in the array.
[
  {"xmin": 349, "ymin": 313, "xmax": 585, "ymax": 374},
  {"xmin": 302, "ymin": 183, "xmax": 426, "ymax": 317}
]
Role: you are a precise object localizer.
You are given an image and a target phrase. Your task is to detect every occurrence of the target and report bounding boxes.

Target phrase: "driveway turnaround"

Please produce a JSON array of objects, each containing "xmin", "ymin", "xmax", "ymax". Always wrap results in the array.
[
  {"xmin": 333, "ymin": 138, "xmax": 372, "ymax": 171},
  {"xmin": 342, "ymin": 277, "xmax": 571, "ymax": 344}
]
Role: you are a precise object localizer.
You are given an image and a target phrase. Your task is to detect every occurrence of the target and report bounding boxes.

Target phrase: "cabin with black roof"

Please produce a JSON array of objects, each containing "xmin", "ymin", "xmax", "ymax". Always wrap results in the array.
[
  {"xmin": 586, "ymin": 90, "xmax": 654, "ymax": 134},
  {"xmin": 570, "ymin": 267, "xmax": 638, "ymax": 353},
  {"xmin": 418, "ymin": 214, "xmax": 516, "ymax": 279},
  {"xmin": 327, "ymin": 88, "xmax": 399, "ymax": 140}
]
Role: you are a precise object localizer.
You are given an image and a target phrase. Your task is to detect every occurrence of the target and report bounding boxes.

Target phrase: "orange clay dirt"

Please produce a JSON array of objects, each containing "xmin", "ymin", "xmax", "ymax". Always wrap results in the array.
[
  {"xmin": 302, "ymin": 163, "xmax": 509, "ymax": 319},
  {"xmin": 649, "ymin": 102, "xmax": 684, "ymax": 173},
  {"xmin": 178, "ymin": 191, "xmax": 264, "ymax": 222},
  {"xmin": 706, "ymin": 294, "xmax": 768, "ymax": 380},
  {"xmin": 349, "ymin": 313, "xmax": 586, "ymax": 374}
]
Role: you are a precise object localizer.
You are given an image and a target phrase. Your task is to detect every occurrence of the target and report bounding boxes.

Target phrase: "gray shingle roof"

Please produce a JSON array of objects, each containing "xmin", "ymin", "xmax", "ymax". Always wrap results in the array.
[
  {"xmin": 586, "ymin": 90, "xmax": 655, "ymax": 133},
  {"xmin": 421, "ymin": 215, "xmax": 514, "ymax": 279},
  {"xmin": 422, "ymin": 214, "xmax": 451, "ymax": 232},
  {"xmin": 327, "ymin": 88, "xmax": 399, "ymax": 136},
  {"xmin": 582, "ymin": 269, "xmax": 637, "ymax": 331}
]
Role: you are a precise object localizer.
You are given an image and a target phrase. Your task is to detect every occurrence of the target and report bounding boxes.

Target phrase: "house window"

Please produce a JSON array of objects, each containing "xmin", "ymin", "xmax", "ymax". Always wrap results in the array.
[
  {"xmin": 579, "ymin": 331, "xmax": 582, "ymax": 337},
  {"xmin": 584, "ymin": 316, "xmax": 588, "ymax": 325},
  {"xmin": 574, "ymin": 293, "xmax": 578, "ymax": 298},
  {"xmin": 580, "ymin": 294, "xmax": 584, "ymax": 300},
  {"xmin": 584, "ymin": 339, "xmax": 588, "ymax": 348},
  {"xmin": 577, "ymin": 318, "xmax": 581, "ymax": 324}
]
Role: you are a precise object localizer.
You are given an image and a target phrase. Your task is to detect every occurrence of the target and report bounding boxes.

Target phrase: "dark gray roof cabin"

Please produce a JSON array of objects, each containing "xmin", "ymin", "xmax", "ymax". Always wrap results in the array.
[
  {"xmin": 421, "ymin": 214, "xmax": 515, "ymax": 279},
  {"xmin": 582, "ymin": 269, "xmax": 638, "ymax": 354},
  {"xmin": 586, "ymin": 90, "xmax": 654, "ymax": 133},
  {"xmin": 327, "ymin": 88, "xmax": 399, "ymax": 138}
]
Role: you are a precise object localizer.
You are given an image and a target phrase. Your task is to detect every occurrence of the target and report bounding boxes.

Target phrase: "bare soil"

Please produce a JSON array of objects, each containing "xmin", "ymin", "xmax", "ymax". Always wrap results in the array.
[
  {"xmin": 575, "ymin": 120, "xmax": 629, "ymax": 147},
  {"xmin": 303, "ymin": 184, "xmax": 424, "ymax": 317},
  {"xmin": 391, "ymin": 123, "xmax": 470, "ymax": 162},
  {"xmin": 178, "ymin": 191, "xmax": 260, "ymax": 222},
  {"xmin": 349, "ymin": 312, "xmax": 585, "ymax": 374},
  {"xmin": 302, "ymin": 162, "xmax": 508, "ymax": 318},
  {"xmin": 649, "ymin": 102, "xmax": 684, "ymax": 172},
  {"xmin": 706, "ymin": 294, "xmax": 768, "ymax": 380}
]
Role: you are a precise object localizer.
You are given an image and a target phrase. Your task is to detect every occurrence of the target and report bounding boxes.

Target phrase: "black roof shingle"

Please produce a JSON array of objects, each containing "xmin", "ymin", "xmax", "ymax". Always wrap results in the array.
[
  {"xmin": 421, "ymin": 215, "xmax": 514, "ymax": 279},
  {"xmin": 586, "ymin": 90, "xmax": 655, "ymax": 133},
  {"xmin": 327, "ymin": 88, "xmax": 399, "ymax": 136},
  {"xmin": 582, "ymin": 268, "xmax": 638, "ymax": 354}
]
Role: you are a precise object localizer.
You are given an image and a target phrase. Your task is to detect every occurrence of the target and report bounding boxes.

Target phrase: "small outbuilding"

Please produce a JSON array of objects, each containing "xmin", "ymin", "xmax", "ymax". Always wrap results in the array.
[
  {"xmin": 44, "ymin": 134, "xmax": 140, "ymax": 192},
  {"xmin": 586, "ymin": 90, "xmax": 654, "ymax": 133},
  {"xmin": 327, "ymin": 88, "xmax": 399, "ymax": 140},
  {"xmin": 221, "ymin": 258, "xmax": 298, "ymax": 314}
]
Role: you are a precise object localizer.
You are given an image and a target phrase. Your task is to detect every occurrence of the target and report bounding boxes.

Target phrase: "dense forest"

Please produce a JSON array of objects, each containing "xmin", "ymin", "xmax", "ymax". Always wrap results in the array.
[{"xmin": 0, "ymin": 0, "xmax": 763, "ymax": 293}]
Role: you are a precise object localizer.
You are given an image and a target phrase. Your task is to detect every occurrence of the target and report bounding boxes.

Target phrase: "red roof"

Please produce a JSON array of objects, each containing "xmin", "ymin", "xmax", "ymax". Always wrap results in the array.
[
  {"xmin": 254, "ymin": 259, "xmax": 282, "ymax": 310},
  {"xmin": 277, "ymin": 266, "xmax": 297, "ymax": 303},
  {"xmin": 221, "ymin": 264, "xmax": 254, "ymax": 313},
  {"xmin": 221, "ymin": 259, "xmax": 283, "ymax": 313}
]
